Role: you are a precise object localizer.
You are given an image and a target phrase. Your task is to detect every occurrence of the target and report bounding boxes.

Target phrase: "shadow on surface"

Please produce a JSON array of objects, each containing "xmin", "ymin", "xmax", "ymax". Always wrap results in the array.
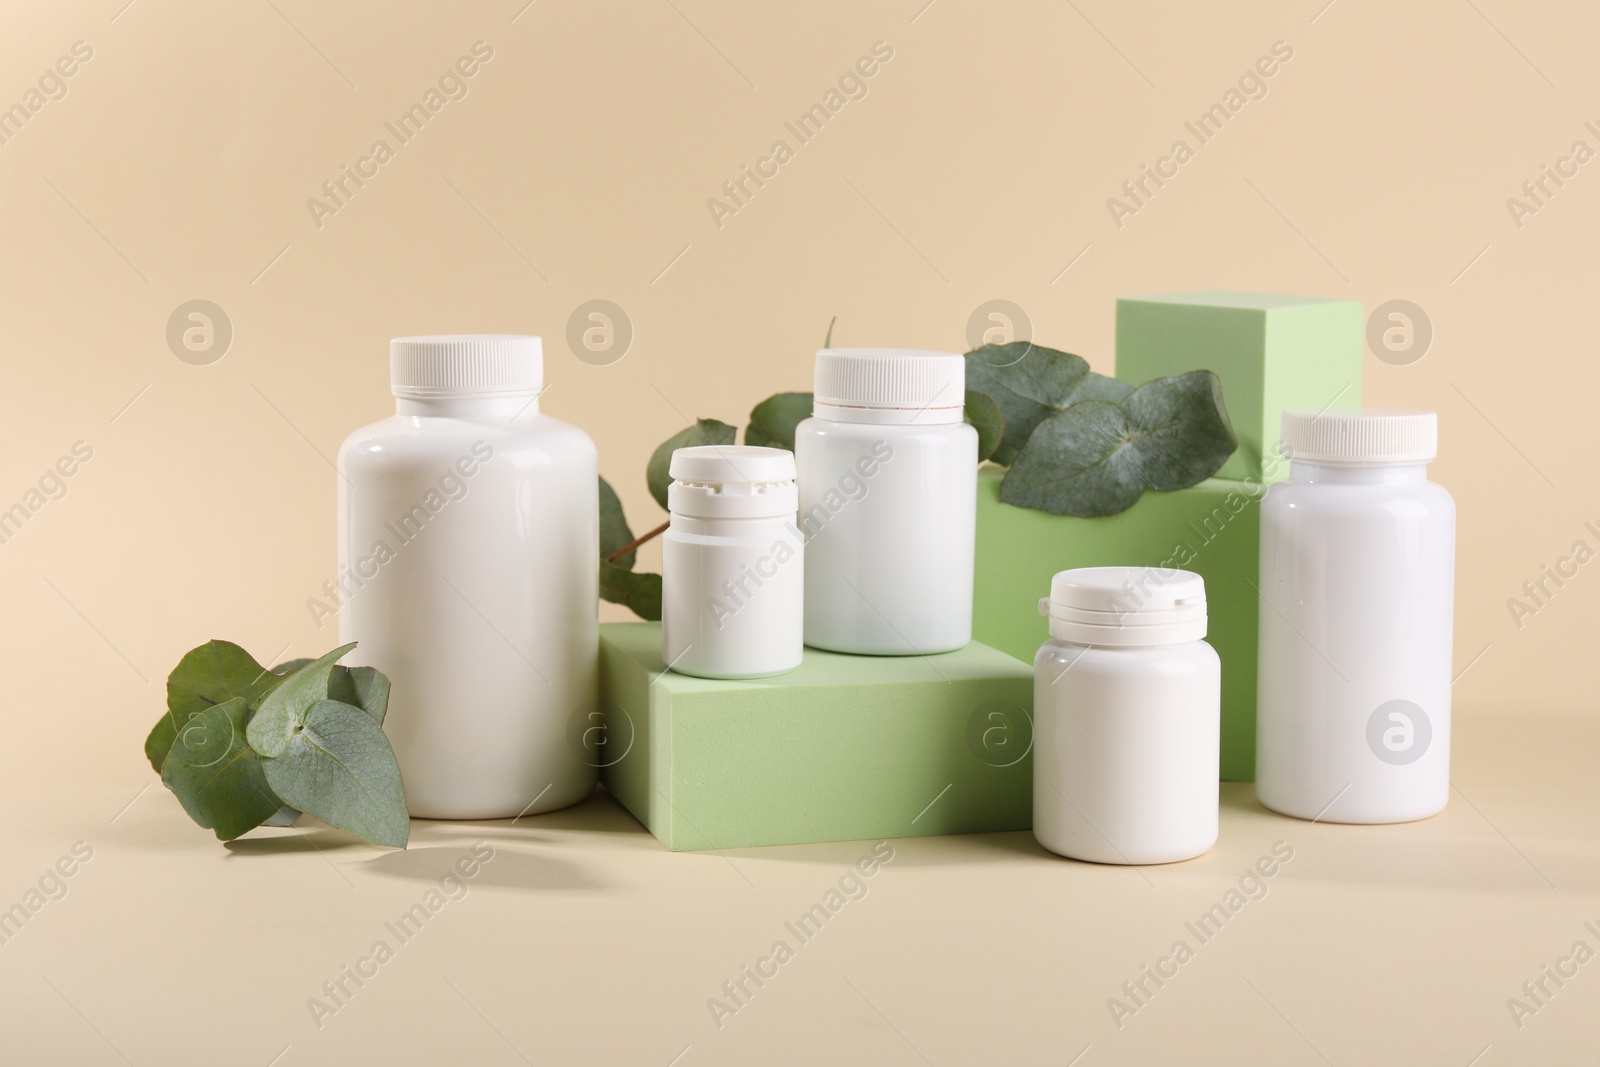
[
  {"xmin": 224, "ymin": 829, "xmax": 366, "ymax": 856},
  {"xmin": 708, "ymin": 828, "xmax": 1052, "ymax": 868},
  {"xmin": 410, "ymin": 785, "xmax": 647, "ymax": 841},
  {"xmin": 1215, "ymin": 781, "xmax": 1582, "ymax": 892},
  {"xmin": 363, "ymin": 844, "xmax": 604, "ymax": 891}
]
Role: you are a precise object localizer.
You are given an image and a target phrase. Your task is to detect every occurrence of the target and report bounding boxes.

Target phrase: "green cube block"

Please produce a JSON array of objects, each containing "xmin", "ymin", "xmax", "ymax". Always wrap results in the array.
[
  {"xmin": 599, "ymin": 622, "xmax": 1033, "ymax": 850},
  {"xmin": 1115, "ymin": 291, "xmax": 1363, "ymax": 481},
  {"xmin": 972, "ymin": 469, "xmax": 1260, "ymax": 780}
]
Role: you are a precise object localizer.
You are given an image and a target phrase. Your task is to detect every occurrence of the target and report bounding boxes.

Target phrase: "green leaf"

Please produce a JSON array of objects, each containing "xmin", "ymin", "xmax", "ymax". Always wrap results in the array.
[
  {"xmin": 247, "ymin": 643, "xmax": 357, "ymax": 758},
  {"xmin": 327, "ymin": 665, "xmax": 390, "ymax": 725},
  {"xmin": 160, "ymin": 697, "xmax": 284, "ymax": 841},
  {"xmin": 600, "ymin": 559, "xmax": 662, "ymax": 621},
  {"xmin": 1121, "ymin": 371, "xmax": 1237, "ymax": 488},
  {"xmin": 261, "ymin": 806, "xmax": 300, "ymax": 827},
  {"xmin": 964, "ymin": 391, "xmax": 1005, "ymax": 463},
  {"xmin": 998, "ymin": 371, "xmax": 1237, "ymax": 517},
  {"xmin": 646, "ymin": 419, "xmax": 736, "ymax": 510},
  {"xmin": 964, "ymin": 343, "xmax": 1131, "ymax": 465},
  {"xmin": 146, "ymin": 640, "xmax": 282, "ymax": 773},
  {"xmin": 745, "ymin": 393, "xmax": 813, "ymax": 451},
  {"xmin": 258, "ymin": 698, "xmax": 410, "ymax": 848},
  {"xmin": 599, "ymin": 475, "xmax": 637, "ymax": 569}
]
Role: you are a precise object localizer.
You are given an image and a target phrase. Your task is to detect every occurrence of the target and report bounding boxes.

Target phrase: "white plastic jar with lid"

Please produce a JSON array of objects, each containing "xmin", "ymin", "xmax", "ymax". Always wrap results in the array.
[
  {"xmin": 1255, "ymin": 409, "xmax": 1455, "ymax": 824},
  {"xmin": 662, "ymin": 445, "xmax": 803, "ymax": 679},
  {"xmin": 794, "ymin": 347, "xmax": 977, "ymax": 655},
  {"xmin": 1033, "ymin": 566, "xmax": 1220, "ymax": 865},
  {"xmin": 338, "ymin": 335, "xmax": 599, "ymax": 820}
]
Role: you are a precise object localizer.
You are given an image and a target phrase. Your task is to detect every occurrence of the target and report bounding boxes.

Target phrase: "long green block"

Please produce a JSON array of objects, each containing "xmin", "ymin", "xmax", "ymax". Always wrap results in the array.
[
  {"xmin": 972, "ymin": 469, "xmax": 1261, "ymax": 780},
  {"xmin": 599, "ymin": 622, "xmax": 1033, "ymax": 850},
  {"xmin": 1116, "ymin": 291, "xmax": 1363, "ymax": 481}
]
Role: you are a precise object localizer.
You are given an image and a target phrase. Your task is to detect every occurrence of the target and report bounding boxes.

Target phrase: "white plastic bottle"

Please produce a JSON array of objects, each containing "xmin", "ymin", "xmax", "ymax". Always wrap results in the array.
[
  {"xmin": 662, "ymin": 445, "xmax": 803, "ymax": 679},
  {"xmin": 338, "ymin": 335, "xmax": 599, "ymax": 820},
  {"xmin": 795, "ymin": 347, "xmax": 976, "ymax": 655},
  {"xmin": 1033, "ymin": 566, "xmax": 1221, "ymax": 865},
  {"xmin": 1255, "ymin": 409, "xmax": 1455, "ymax": 824}
]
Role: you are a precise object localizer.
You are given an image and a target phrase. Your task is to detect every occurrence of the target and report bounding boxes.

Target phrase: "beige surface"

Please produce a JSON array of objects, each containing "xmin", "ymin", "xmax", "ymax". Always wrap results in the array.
[
  {"xmin": 3, "ymin": 709, "xmax": 1596, "ymax": 1065},
  {"xmin": 2, "ymin": 0, "xmax": 1597, "ymax": 1063}
]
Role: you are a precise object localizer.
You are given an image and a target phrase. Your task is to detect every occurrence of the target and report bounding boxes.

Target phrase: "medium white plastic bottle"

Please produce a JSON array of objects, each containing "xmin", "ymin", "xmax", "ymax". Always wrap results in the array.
[
  {"xmin": 661, "ymin": 445, "xmax": 804, "ymax": 679},
  {"xmin": 1255, "ymin": 409, "xmax": 1455, "ymax": 824},
  {"xmin": 338, "ymin": 335, "xmax": 599, "ymax": 820},
  {"xmin": 1033, "ymin": 567, "xmax": 1221, "ymax": 865},
  {"xmin": 794, "ymin": 347, "xmax": 977, "ymax": 655}
]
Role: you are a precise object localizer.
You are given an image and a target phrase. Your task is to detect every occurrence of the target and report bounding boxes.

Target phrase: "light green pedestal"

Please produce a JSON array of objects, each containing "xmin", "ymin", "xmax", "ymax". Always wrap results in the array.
[
  {"xmin": 972, "ymin": 470, "xmax": 1261, "ymax": 780},
  {"xmin": 1116, "ymin": 291, "xmax": 1363, "ymax": 481},
  {"xmin": 599, "ymin": 622, "xmax": 1033, "ymax": 851}
]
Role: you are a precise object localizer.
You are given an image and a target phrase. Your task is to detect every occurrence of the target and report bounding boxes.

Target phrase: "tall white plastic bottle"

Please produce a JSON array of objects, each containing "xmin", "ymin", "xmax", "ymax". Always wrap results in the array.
[
  {"xmin": 338, "ymin": 335, "xmax": 598, "ymax": 820},
  {"xmin": 1255, "ymin": 409, "xmax": 1455, "ymax": 824},
  {"xmin": 794, "ymin": 347, "xmax": 976, "ymax": 655}
]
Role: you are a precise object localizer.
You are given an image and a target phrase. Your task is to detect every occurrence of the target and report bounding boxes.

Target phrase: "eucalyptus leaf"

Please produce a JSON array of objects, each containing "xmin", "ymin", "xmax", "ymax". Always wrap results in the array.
[
  {"xmin": 965, "ymin": 343, "xmax": 1089, "ymax": 460},
  {"xmin": 261, "ymin": 806, "xmax": 301, "ymax": 827},
  {"xmin": 599, "ymin": 475, "xmax": 637, "ymax": 569},
  {"xmin": 1068, "ymin": 374, "xmax": 1135, "ymax": 405},
  {"xmin": 646, "ymin": 419, "xmax": 736, "ymax": 510},
  {"xmin": 327, "ymin": 665, "xmax": 390, "ymax": 725},
  {"xmin": 146, "ymin": 640, "xmax": 282, "ymax": 773},
  {"xmin": 258, "ymin": 698, "xmax": 410, "ymax": 848},
  {"xmin": 600, "ymin": 558, "xmax": 662, "ymax": 621},
  {"xmin": 964, "ymin": 391, "xmax": 1005, "ymax": 463},
  {"xmin": 246, "ymin": 643, "xmax": 357, "ymax": 759},
  {"xmin": 1120, "ymin": 371, "xmax": 1237, "ymax": 488},
  {"xmin": 964, "ymin": 343, "xmax": 1135, "ymax": 466},
  {"xmin": 998, "ymin": 371, "xmax": 1237, "ymax": 517},
  {"xmin": 160, "ymin": 697, "xmax": 283, "ymax": 841},
  {"xmin": 745, "ymin": 393, "xmax": 813, "ymax": 451}
]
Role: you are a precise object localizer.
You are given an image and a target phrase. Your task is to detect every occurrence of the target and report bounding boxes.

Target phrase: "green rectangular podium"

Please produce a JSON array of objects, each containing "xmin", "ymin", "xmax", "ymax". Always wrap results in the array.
[{"xmin": 598, "ymin": 623, "xmax": 1033, "ymax": 851}]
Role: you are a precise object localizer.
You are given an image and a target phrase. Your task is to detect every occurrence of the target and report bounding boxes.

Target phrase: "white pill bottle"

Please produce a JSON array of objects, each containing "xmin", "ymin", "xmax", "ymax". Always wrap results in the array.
[
  {"xmin": 794, "ymin": 348, "xmax": 977, "ymax": 655},
  {"xmin": 1033, "ymin": 566, "xmax": 1221, "ymax": 865},
  {"xmin": 661, "ymin": 445, "xmax": 804, "ymax": 679},
  {"xmin": 1255, "ymin": 409, "xmax": 1455, "ymax": 824},
  {"xmin": 338, "ymin": 335, "xmax": 599, "ymax": 819}
]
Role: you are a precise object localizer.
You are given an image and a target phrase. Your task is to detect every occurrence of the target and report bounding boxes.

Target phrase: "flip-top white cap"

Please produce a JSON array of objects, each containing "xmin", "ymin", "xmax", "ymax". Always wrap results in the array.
[
  {"xmin": 1039, "ymin": 566, "xmax": 1208, "ymax": 646},
  {"xmin": 668, "ymin": 445, "xmax": 798, "ymax": 519},
  {"xmin": 390, "ymin": 335, "xmax": 543, "ymax": 399},
  {"xmin": 813, "ymin": 347, "xmax": 965, "ymax": 424},
  {"xmin": 1280, "ymin": 408, "xmax": 1437, "ymax": 465}
]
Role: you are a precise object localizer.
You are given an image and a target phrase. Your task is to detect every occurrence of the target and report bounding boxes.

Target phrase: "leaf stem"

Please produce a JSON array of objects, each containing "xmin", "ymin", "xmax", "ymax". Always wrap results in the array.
[{"xmin": 607, "ymin": 520, "xmax": 669, "ymax": 563}]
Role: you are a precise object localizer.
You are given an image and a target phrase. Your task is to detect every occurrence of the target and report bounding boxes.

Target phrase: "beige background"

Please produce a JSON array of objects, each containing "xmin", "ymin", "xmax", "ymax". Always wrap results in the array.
[{"xmin": 2, "ymin": 1, "xmax": 1597, "ymax": 1064}]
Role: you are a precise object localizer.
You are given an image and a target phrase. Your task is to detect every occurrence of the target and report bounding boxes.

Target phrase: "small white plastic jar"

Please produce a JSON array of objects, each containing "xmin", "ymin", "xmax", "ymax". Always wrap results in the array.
[
  {"xmin": 1256, "ymin": 409, "xmax": 1455, "ymax": 824},
  {"xmin": 1033, "ymin": 566, "xmax": 1221, "ymax": 865},
  {"xmin": 794, "ymin": 347, "xmax": 977, "ymax": 655},
  {"xmin": 662, "ymin": 445, "xmax": 804, "ymax": 679},
  {"xmin": 339, "ymin": 335, "xmax": 598, "ymax": 820}
]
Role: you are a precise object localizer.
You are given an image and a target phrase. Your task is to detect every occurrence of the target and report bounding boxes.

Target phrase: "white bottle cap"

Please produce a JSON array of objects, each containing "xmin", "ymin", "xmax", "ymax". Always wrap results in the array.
[
  {"xmin": 668, "ymin": 445, "xmax": 798, "ymax": 519},
  {"xmin": 813, "ymin": 347, "xmax": 965, "ymax": 425},
  {"xmin": 1280, "ymin": 408, "xmax": 1437, "ymax": 465},
  {"xmin": 1038, "ymin": 566, "xmax": 1207, "ymax": 646},
  {"xmin": 390, "ymin": 335, "xmax": 543, "ymax": 399}
]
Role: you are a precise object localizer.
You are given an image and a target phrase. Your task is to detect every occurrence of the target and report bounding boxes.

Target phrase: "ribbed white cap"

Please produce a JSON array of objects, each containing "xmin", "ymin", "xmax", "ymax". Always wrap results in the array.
[
  {"xmin": 813, "ymin": 348, "xmax": 965, "ymax": 424},
  {"xmin": 1281, "ymin": 408, "xmax": 1437, "ymax": 465},
  {"xmin": 390, "ymin": 335, "xmax": 543, "ymax": 398},
  {"xmin": 1039, "ymin": 566, "xmax": 1207, "ymax": 646},
  {"xmin": 668, "ymin": 445, "xmax": 798, "ymax": 519}
]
